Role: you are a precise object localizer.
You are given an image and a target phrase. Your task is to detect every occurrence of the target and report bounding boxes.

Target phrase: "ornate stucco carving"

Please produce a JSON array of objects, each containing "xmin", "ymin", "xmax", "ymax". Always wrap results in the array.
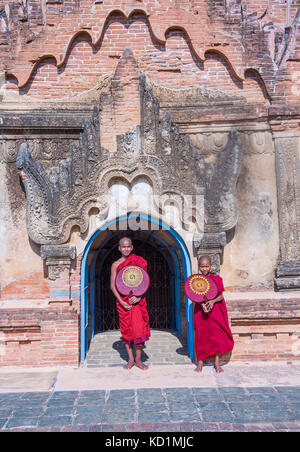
[
  {"xmin": 202, "ymin": 131, "xmax": 243, "ymax": 234},
  {"xmin": 17, "ymin": 108, "xmax": 102, "ymax": 245},
  {"xmin": 16, "ymin": 52, "xmax": 244, "ymax": 279},
  {"xmin": 41, "ymin": 245, "xmax": 76, "ymax": 280},
  {"xmin": 194, "ymin": 232, "xmax": 227, "ymax": 274},
  {"xmin": 2, "ymin": 137, "xmax": 78, "ymax": 164}
]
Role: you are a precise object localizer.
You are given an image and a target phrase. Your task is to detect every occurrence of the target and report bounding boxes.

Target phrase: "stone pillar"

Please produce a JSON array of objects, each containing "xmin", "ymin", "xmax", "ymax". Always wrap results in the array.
[
  {"xmin": 274, "ymin": 135, "xmax": 300, "ymax": 290},
  {"xmin": 41, "ymin": 245, "xmax": 76, "ymax": 281},
  {"xmin": 194, "ymin": 232, "xmax": 227, "ymax": 274}
]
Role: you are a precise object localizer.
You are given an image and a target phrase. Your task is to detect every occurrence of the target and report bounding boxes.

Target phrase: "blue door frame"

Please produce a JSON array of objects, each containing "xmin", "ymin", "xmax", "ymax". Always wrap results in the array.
[{"xmin": 80, "ymin": 213, "xmax": 193, "ymax": 362}]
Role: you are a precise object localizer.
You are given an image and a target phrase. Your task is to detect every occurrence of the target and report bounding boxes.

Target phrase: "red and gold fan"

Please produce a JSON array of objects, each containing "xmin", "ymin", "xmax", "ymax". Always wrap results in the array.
[
  {"xmin": 116, "ymin": 265, "xmax": 150, "ymax": 297},
  {"xmin": 184, "ymin": 274, "xmax": 218, "ymax": 303}
]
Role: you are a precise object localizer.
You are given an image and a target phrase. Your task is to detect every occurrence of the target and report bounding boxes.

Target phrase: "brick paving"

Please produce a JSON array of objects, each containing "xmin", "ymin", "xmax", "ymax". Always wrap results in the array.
[
  {"xmin": 0, "ymin": 386, "xmax": 300, "ymax": 432},
  {"xmin": 85, "ymin": 330, "xmax": 191, "ymax": 368}
]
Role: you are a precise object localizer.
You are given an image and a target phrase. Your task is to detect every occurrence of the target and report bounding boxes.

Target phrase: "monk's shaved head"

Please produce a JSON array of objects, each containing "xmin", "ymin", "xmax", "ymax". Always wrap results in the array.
[
  {"xmin": 199, "ymin": 255, "xmax": 211, "ymax": 265},
  {"xmin": 119, "ymin": 236, "xmax": 132, "ymax": 246}
]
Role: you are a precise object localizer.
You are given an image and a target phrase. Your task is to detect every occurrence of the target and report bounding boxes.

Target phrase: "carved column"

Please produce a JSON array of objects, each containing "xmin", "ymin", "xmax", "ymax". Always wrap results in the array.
[
  {"xmin": 274, "ymin": 135, "xmax": 300, "ymax": 290},
  {"xmin": 41, "ymin": 245, "xmax": 76, "ymax": 280},
  {"xmin": 194, "ymin": 232, "xmax": 227, "ymax": 274}
]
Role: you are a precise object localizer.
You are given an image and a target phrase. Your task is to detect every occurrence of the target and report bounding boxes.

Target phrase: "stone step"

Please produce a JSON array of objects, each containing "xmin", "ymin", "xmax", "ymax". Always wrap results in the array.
[{"xmin": 85, "ymin": 329, "xmax": 191, "ymax": 368}]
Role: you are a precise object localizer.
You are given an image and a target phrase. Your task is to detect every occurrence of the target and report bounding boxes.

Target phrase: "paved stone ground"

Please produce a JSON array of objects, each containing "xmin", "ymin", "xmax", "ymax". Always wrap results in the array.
[
  {"xmin": 85, "ymin": 330, "xmax": 191, "ymax": 367},
  {"xmin": 0, "ymin": 386, "xmax": 300, "ymax": 432},
  {"xmin": 0, "ymin": 331, "xmax": 300, "ymax": 432}
]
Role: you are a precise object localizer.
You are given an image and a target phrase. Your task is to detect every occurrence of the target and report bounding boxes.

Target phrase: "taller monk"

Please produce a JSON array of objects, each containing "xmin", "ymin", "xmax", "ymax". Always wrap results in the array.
[{"xmin": 110, "ymin": 237, "xmax": 150, "ymax": 370}]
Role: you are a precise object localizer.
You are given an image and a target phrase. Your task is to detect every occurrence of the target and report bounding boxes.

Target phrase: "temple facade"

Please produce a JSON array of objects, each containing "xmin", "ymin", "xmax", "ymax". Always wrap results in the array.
[{"xmin": 0, "ymin": 0, "xmax": 299, "ymax": 366}]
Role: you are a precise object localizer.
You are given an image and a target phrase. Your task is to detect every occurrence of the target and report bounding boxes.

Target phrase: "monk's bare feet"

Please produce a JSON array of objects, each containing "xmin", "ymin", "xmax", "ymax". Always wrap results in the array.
[
  {"xmin": 194, "ymin": 361, "xmax": 203, "ymax": 373},
  {"xmin": 135, "ymin": 361, "xmax": 149, "ymax": 370},
  {"xmin": 123, "ymin": 360, "xmax": 135, "ymax": 370},
  {"xmin": 214, "ymin": 365, "xmax": 224, "ymax": 373}
]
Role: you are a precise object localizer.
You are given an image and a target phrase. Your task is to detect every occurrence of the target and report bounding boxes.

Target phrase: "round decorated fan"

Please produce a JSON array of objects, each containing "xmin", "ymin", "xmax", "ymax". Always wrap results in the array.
[
  {"xmin": 184, "ymin": 274, "xmax": 218, "ymax": 303},
  {"xmin": 116, "ymin": 265, "xmax": 150, "ymax": 297}
]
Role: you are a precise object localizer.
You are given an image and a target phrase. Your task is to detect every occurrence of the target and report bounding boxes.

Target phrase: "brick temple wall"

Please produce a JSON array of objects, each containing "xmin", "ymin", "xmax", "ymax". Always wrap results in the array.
[
  {"xmin": 0, "ymin": 303, "xmax": 79, "ymax": 366},
  {"xmin": 0, "ymin": 0, "xmax": 298, "ymax": 104},
  {"xmin": 228, "ymin": 296, "xmax": 300, "ymax": 361},
  {"xmin": 0, "ymin": 0, "xmax": 299, "ymax": 366}
]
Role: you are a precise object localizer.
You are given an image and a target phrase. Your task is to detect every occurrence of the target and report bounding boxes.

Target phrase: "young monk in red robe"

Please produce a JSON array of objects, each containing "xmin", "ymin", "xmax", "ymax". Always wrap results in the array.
[
  {"xmin": 194, "ymin": 255, "xmax": 234, "ymax": 373},
  {"xmin": 110, "ymin": 237, "xmax": 150, "ymax": 370}
]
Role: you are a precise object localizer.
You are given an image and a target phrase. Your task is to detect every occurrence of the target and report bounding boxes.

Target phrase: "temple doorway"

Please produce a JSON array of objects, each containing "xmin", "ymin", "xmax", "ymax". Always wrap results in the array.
[
  {"xmin": 96, "ymin": 236, "xmax": 173, "ymax": 332},
  {"xmin": 80, "ymin": 214, "xmax": 194, "ymax": 363}
]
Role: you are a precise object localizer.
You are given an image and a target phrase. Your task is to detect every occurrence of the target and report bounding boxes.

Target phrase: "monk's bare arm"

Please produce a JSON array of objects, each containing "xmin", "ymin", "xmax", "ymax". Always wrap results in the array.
[
  {"xmin": 212, "ymin": 293, "xmax": 224, "ymax": 303},
  {"xmin": 110, "ymin": 262, "xmax": 130, "ymax": 310},
  {"xmin": 204, "ymin": 293, "xmax": 224, "ymax": 311},
  {"xmin": 192, "ymin": 294, "xmax": 223, "ymax": 305}
]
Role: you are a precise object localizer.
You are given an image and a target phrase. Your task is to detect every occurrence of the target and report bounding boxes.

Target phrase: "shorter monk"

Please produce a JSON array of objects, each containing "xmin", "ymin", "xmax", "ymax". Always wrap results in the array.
[
  {"xmin": 193, "ymin": 256, "xmax": 234, "ymax": 373},
  {"xmin": 110, "ymin": 237, "xmax": 150, "ymax": 370}
]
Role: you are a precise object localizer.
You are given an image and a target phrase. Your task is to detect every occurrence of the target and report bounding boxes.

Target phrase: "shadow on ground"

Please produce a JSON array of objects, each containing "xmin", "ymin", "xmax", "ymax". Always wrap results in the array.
[
  {"xmin": 86, "ymin": 329, "xmax": 191, "ymax": 367},
  {"xmin": 112, "ymin": 339, "xmax": 150, "ymax": 363}
]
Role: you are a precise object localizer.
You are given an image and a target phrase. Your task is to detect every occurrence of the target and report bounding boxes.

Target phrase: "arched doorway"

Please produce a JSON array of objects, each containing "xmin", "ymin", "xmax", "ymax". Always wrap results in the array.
[
  {"xmin": 96, "ymin": 235, "xmax": 174, "ymax": 332},
  {"xmin": 80, "ymin": 214, "xmax": 193, "ymax": 362}
]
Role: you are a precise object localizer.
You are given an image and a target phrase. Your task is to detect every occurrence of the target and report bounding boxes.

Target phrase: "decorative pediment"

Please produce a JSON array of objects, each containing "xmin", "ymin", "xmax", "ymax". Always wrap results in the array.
[
  {"xmin": 16, "ymin": 49, "xmax": 244, "ymax": 276},
  {"xmin": 17, "ymin": 109, "xmax": 102, "ymax": 244}
]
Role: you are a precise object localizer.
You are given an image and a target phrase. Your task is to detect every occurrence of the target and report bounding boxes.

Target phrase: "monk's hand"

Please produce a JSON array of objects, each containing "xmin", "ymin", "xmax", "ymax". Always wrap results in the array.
[
  {"xmin": 129, "ymin": 296, "xmax": 141, "ymax": 305},
  {"xmin": 201, "ymin": 303, "xmax": 209, "ymax": 313},
  {"xmin": 204, "ymin": 300, "xmax": 215, "ymax": 312},
  {"xmin": 121, "ymin": 301, "xmax": 132, "ymax": 311}
]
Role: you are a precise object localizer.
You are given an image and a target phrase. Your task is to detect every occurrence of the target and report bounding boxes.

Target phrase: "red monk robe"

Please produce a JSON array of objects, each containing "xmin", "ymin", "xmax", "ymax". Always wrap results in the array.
[
  {"xmin": 116, "ymin": 254, "xmax": 150, "ymax": 345},
  {"xmin": 194, "ymin": 273, "xmax": 234, "ymax": 361}
]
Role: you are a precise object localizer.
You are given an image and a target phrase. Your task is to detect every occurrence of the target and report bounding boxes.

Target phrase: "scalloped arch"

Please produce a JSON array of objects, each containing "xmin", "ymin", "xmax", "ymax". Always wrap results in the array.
[
  {"xmin": 108, "ymin": 174, "xmax": 155, "ymax": 189},
  {"xmin": 5, "ymin": 8, "xmax": 268, "ymax": 92}
]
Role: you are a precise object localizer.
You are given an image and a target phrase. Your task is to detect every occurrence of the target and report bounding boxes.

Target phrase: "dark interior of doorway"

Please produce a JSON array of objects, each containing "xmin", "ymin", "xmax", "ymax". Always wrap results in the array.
[{"xmin": 95, "ymin": 236, "xmax": 173, "ymax": 333}]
